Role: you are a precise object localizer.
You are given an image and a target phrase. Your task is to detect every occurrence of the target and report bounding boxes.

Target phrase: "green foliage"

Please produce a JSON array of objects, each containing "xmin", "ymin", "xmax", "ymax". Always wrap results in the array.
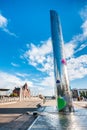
[
  {"xmin": 80, "ymin": 91, "xmax": 86, "ymax": 98},
  {"xmin": 82, "ymin": 91, "xmax": 85, "ymax": 97},
  {"xmin": 79, "ymin": 92, "xmax": 83, "ymax": 97},
  {"xmin": 10, "ymin": 93, "xmax": 18, "ymax": 97},
  {"xmin": 86, "ymin": 91, "xmax": 87, "ymax": 98}
]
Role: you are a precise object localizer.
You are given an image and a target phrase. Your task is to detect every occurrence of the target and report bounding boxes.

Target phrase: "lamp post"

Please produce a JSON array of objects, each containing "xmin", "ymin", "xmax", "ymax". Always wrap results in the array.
[{"xmin": 20, "ymin": 86, "xmax": 22, "ymax": 101}]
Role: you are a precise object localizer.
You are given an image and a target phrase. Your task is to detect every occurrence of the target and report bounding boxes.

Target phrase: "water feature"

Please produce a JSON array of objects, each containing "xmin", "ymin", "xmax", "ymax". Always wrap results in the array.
[{"xmin": 27, "ymin": 106, "xmax": 87, "ymax": 130}]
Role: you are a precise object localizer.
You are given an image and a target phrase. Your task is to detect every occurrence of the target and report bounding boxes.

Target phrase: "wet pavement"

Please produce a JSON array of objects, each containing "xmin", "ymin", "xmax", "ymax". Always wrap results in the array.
[
  {"xmin": 0, "ymin": 100, "xmax": 87, "ymax": 130},
  {"xmin": 28, "ymin": 106, "xmax": 87, "ymax": 130}
]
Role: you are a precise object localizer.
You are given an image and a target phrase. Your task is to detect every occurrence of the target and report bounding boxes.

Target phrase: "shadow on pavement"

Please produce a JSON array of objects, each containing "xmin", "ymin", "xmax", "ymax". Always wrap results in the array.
[{"xmin": 0, "ymin": 108, "xmax": 37, "ymax": 114}]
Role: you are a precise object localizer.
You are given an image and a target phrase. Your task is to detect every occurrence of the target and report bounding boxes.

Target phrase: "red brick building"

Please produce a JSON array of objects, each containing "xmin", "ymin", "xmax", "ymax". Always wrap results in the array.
[{"xmin": 12, "ymin": 83, "xmax": 30, "ymax": 98}]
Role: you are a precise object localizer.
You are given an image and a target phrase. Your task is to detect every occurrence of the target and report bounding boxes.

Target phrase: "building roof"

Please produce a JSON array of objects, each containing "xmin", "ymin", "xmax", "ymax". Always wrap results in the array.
[{"xmin": 0, "ymin": 88, "xmax": 10, "ymax": 91}]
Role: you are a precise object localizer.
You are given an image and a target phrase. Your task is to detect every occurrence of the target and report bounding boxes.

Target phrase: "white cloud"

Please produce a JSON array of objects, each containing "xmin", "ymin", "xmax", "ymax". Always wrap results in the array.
[
  {"xmin": 64, "ymin": 42, "xmax": 76, "ymax": 59},
  {"xmin": 67, "ymin": 55, "xmax": 87, "ymax": 80},
  {"xmin": 30, "ymin": 85, "xmax": 54, "ymax": 96},
  {"xmin": 64, "ymin": 33, "xmax": 87, "ymax": 59},
  {"xmin": 64, "ymin": 6, "xmax": 87, "ymax": 56},
  {"xmin": 80, "ymin": 5, "xmax": 87, "ymax": 20},
  {"xmin": 0, "ymin": 71, "xmax": 33, "ymax": 90},
  {"xmin": 0, "ymin": 13, "xmax": 17, "ymax": 37},
  {"xmin": 11, "ymin": 62, "xmax": 19, "ymax": 67},
  {"xmin": 22, "ymin": 35, "xmax": 87, "ymax": 82},
  {"xmin": 63, "ymin": 5, "xmax": 87, "ymax": 81},
  {"xmin": 3, "ymin": 28, "xmax": 17, "ymax": 37},
  {"xmin": 15, "ymin": 72, "xmax": 29, "ymax": 78},
  {"xmin": 65, "ymin": 44, "xmax": 87, "ymax": 81},
  {"xmin": 81, "ymin": 20, "xmax": 87, "ymax": 38},
  {"xmin": 23, "ymin": 38, "xmax": 53, "ymax": 75},
  {"xmin": 29, "ymin": 71, "xmax": 55, "ymax": 96},
  {"xmin": 79, "ymin": 6, "xmax": 87, "ymax": 40},
  {"xmin": 0, "ymin": 14, "xmax": 7, "ymax": 28},
  {"xmin": 40, "ymin": 74, "xmax": 55, "ymax": 88},
  {"xmin": 0, "ymin": 70, "xmax": 55, "ymax": 96},
  {"xmin": 75, "ymin": 43, "xmax": 87, "ymax": 53},
  {"xmin": 38, "ymin": 88, "xmax": 54, "ymax": 96}
]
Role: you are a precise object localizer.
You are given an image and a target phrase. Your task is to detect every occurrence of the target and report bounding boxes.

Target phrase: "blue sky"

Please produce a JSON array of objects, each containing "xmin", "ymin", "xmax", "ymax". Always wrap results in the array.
[{"xmin": 0, "ymin": 0, "xmax": 87, "ymax": 96}]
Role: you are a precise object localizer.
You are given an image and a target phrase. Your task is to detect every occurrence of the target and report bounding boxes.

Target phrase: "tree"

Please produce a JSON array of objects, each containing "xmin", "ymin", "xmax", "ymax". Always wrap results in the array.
[{"xmin": 10, "ymin": 93, "xmax": 18, "ymax": 97}]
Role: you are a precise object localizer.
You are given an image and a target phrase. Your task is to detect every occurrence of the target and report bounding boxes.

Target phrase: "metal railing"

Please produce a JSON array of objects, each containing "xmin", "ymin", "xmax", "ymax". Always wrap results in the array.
[{"xmin": 0, "ymin": 97, "xmax": 19, "ymax": 103}]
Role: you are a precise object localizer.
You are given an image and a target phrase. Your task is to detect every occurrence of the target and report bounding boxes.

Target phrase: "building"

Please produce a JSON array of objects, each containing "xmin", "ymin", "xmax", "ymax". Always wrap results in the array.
[
  {"xmin": 50, "ymin": 10, "xmax": 73, "ymax": 112},
  {"xmin": 71, "ymin": 89, "xmax": 78, "ymax": 98},
  {"xmin": 22, "ymin": 83, "xmax": 30, "ymax": 98},
  {"xmin": 72, "ymin": 88, "xmax": 87, "ymax": 99},
  {"xmin": 13, "ymin": 87, "xmax": 20, "ymax": 97},
  {"xmin": 0, "ymin": 88, "xmax": 10, "ymax": 97},
  {"xmin": 12, "ymin": 83, "xmax": 31, "ymax": 98}
]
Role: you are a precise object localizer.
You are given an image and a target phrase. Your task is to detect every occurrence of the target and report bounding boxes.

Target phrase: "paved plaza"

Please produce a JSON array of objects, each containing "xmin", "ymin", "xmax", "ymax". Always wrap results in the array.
[
  {"xmin": 0, "ymin": 97, "xmax": 42, "ymax": 130},
  {"xmin": 0, "ymin": 98, "xmax": 87, "ymax": 130}
]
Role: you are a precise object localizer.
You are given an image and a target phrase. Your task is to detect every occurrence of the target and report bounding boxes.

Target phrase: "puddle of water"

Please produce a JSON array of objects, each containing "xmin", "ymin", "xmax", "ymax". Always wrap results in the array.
[{"xmin": 28, "ymin": 106, "xmax": 87, "ymax": 130}]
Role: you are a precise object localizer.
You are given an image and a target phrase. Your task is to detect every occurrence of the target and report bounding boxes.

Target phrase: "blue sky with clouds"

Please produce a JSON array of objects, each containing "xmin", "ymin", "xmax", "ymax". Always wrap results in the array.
[{"xmin": 0, "ymin": 0, "xmax": 87, "ymax": 96}]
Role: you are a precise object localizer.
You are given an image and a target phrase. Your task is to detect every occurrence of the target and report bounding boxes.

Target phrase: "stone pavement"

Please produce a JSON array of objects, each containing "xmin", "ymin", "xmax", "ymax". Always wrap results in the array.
[
  {"xmin": 0, "ymin": 113, "xmax": 37, "ymax": 130},
  {"xmin": 0, "ymin": 99, "xmax": 87, "ymax": 130},
  {"xmin": 27, "ymin": 105, "xmax": 87, "ymax": 130},
  {"xmin": 0, "ymin": 97, "xmax": 42, "ymax": 130}
]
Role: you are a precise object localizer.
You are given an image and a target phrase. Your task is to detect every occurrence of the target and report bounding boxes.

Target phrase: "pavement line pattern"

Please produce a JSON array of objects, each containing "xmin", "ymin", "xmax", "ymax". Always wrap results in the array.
[{"xmin": 27, "ymin": 116, "xmax": 40, "ymax": 130}]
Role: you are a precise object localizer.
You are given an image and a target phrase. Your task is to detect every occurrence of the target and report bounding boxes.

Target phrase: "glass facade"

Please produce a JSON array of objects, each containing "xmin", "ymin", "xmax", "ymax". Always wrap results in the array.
[{"xmin": 50, "ymin": 10, "xmax": 73, "ymax": 111}]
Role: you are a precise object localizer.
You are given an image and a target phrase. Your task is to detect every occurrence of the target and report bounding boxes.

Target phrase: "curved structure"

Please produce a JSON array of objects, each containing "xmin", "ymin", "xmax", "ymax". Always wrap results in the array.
[{"xmin": 50, "ymin": 10, "xmax": 73, "ymax": 112}]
